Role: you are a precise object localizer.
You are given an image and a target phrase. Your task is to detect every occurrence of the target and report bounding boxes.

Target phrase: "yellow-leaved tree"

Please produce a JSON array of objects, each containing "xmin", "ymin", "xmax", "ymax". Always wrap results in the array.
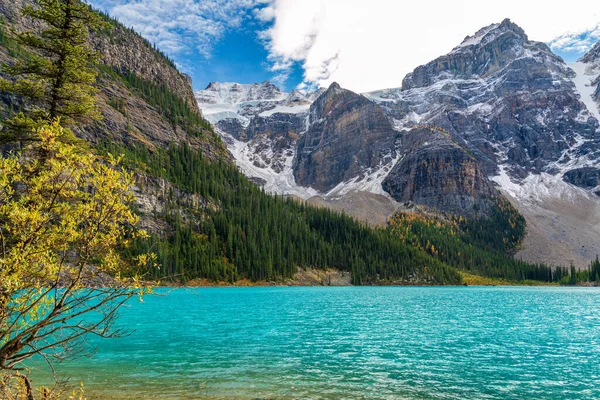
[{"xmin": 0, "ymin": 121, "xmax": 155, "ymax": 399}]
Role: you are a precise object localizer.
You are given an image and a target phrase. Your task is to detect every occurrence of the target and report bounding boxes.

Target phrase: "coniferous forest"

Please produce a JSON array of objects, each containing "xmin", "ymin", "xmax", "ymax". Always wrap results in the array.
[{"xmin": 99, "ymin": 140, "xmax": 461, "ymax": 285}]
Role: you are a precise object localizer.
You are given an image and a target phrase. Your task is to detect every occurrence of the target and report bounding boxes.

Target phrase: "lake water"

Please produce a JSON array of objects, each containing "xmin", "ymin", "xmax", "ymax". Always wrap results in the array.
[{"xmin": 28, "ymin": 287, "xmax": 600, "ymax": 399}]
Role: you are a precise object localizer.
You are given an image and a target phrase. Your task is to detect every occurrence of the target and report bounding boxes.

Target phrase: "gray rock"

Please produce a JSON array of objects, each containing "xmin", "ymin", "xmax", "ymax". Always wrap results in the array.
[
  {"xmin": 293, "ymin": 83, "xmax": 397, "ymax": 192},
  {"xmin": 383, "ymin": 127, "xmax": 497, "ymax": 217},
  {"xmin": 563, "ymin": 167, "xmax": 600, "ymax": 189}
]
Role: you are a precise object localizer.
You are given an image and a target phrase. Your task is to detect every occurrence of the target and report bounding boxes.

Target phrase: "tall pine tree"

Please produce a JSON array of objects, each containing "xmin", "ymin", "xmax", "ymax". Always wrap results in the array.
[{"xmin": 0, "ymin": 0, "xmax": 106, "ymax": 143}]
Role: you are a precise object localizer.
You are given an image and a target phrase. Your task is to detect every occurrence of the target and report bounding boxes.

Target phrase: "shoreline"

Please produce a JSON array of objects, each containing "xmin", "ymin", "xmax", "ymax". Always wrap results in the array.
[{"xmin": 157, "ymin": 270, "xmax": 564, "ymax": 288}]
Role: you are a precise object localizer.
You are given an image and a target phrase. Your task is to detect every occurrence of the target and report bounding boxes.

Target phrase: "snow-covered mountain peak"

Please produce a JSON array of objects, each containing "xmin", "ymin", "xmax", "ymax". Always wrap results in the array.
[
  {"xmin": 400, "ymin": 18, "xmax": 566, "ymax": 92},
  {"xmin": 197, "ymin": 81, "xmax": 317, "ymax": 126},
  {"xmin": 286, "ymin": 89, "xmax": 307, "ymax": 103},
  {"xmin": 451, "ymin": 18, "xmax": 527, "ymax": 54},
  {"xmin": 284, "ymin": 88, "xmax": 327, "ymax": 104},
  {"xmin": 196, "ymin": 81, "xmax": 286, "ymax": 105}
]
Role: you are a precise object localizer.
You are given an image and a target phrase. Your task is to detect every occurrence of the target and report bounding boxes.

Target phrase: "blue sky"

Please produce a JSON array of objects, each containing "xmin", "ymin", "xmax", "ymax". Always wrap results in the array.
[
  {"xmin": 88, "ymin": 0, "xmax": 599, "ymax": 94},
  {"xmin": 89, "ymin": 0, "xmax": 306, "ymax": 91},
  {"xmin": 190, "ymin": 28, "xmax": 305, "ymax": 91}
]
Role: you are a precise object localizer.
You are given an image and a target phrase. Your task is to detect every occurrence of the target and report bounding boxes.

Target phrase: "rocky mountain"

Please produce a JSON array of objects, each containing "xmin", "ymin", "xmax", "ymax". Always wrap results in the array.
[
  {"xmin": 199, "ymin": 19, "xmax": 600, "ymax": 267},
  {"xmin": 294, "ymin": 83, "xmax": 397, "ymax": 193},
  {"xmin": 195, "ymin": 81, "xmax": 318, "ymax": 197},
  {"xmin": 369, "ymin": 19, "xmax": 599, "ymax": 182},
  {"xmin": 381, "ymin": 127, "xmax": 497, "ymax": 216}
]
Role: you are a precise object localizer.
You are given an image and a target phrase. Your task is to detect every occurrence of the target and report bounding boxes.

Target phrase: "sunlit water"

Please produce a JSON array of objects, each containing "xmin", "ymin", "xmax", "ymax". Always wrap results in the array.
[{"xmin": 28, "ymin": 287, "xmax": 600, "ymax": 399}]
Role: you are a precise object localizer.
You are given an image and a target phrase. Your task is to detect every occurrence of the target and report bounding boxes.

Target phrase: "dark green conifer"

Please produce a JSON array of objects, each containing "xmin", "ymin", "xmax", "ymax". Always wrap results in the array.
[{"xmin": 0, "ymin": 0, "xmax": 107, "ymax": 143}]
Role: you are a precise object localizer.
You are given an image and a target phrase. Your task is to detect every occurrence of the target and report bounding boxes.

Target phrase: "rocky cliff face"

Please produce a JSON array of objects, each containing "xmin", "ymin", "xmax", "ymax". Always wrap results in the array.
[
  {"xmin": 383, "ymin": 127, "xmax": 497, "ymax": 217},
  {"xmin": 91, "ymin": 26, "xmax": 198, "ymax": 109},
  {"xmin": 293, "ymin": 83, "xmax": 397, "ymax": 192},
  {"xmin": 0, "ymin": 0, "xmax": 196, "ymax": 109},
  {"xmin": 580, "ymin": 41, "xmax": 600, "ymax": 65}
]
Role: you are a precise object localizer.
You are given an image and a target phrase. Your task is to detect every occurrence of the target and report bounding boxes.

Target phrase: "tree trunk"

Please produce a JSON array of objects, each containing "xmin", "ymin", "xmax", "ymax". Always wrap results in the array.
[{"xmin": 21, "ymin": 375, "xmax": 34, "ymax": 400}]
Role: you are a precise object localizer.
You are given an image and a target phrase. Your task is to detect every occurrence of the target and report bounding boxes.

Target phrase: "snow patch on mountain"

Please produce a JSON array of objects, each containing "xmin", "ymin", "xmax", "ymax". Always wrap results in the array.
[
  {"xmin": 223, "ymin": 131, "xmax": 319, "ymax": 200},
  {"xmin": 199, "ymin": 104, "xmax": 250, "ymax": 126},
  {"xmin": 569, "ymin": 62, "xmax": 600, "ymax": 122},
  {"xmin": 259, "ymin": 104, "xmax": 311, "ymax": 117},
  {"xmin": 325, "ymin": 152, "xmax": 403, "ymax": 200},
  {"xmin": 452, "ymin": 22, "xmax": 501, "ymax": 52},
  {"xmin": 492, "ymin": 165, "xmax": 593, "ymax": 204}
]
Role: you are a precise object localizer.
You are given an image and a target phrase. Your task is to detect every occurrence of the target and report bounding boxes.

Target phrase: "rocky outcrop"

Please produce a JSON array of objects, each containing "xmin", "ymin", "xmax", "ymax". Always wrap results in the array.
[
  {"xmin": 91, "ymin": 27, "xmax": 198, "ymax": 109},
  {"xmin": 293, "ymin": 83, "xmax": 397, "ymax": 192},
  {"xmin": 383, "ymin": 127, "xmax": 497, "ymax": 217},
  {"xmin": 580, "ymin": 41, "xmax": 600, "ymax": 65},
  {"xmin": 132, "ymin": 173, "xmax": 214, "ymax": 234},
  {"xmin": 563, "ymin": 167, "xmax": 600, "ymax": 189}
]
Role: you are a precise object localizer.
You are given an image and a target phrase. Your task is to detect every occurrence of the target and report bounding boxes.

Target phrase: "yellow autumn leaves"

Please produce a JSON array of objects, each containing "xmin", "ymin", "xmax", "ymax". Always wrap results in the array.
[{"xmin": 0, "ymin": 121, "xmax": 155, "ymax": 397}]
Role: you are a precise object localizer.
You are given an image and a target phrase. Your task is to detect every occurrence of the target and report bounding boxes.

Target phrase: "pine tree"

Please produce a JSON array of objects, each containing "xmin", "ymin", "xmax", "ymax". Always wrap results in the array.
[
  {"xmin": 0, "ymin": 0, "xmax": 106, "ymax": 143},
  {"xmin": 570, "ymin": 263, "xmax": 577, "ymax": 286}
]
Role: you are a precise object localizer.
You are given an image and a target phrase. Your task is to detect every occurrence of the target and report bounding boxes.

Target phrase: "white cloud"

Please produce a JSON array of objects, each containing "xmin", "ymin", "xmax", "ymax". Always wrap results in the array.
[
  {"xmin": 95, "ymin": 0, "xmax": 261, "ymax": 57},
  {"xmin": 549, "ymin": 24, "xmax": 600, "ymax": 55},
  {"xmin": 260, "ymin": 0, "xmax": 600, "ymax": 93}
]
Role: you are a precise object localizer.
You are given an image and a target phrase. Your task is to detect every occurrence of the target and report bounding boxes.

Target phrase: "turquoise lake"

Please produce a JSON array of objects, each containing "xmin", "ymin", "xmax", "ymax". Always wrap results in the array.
[{"xmin": 28, "ymin": 287, "xmax": 600, "ymax": 399}]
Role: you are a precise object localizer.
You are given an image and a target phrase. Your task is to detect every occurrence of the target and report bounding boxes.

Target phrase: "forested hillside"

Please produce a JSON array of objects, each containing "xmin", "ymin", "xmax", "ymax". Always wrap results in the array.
[
  {"xmin": 100, "ymin": 141, "xmax": 461, "ymax": 285},
  {"xmin": 388, "ymin": 207, "xmax": 567, "ymax": 283}
]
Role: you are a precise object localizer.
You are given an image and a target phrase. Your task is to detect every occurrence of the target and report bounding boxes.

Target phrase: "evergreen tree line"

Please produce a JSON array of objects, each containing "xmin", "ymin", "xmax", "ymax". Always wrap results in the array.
[
  {"xmin": 99, "ymin": 140, "xmax": 462, "ymax": 285},
  {"xmin": 459, "ymin": 197, "xmax": 526, "ymax": 253},
  {"xmin": 388, "ymin": 211, "xmax": 570, "ymax": 283},
  {"xmin": 590, "ymin": 256, "xmax": 600, "ymax": 282},
  {"xmin": 567, "ymin": 256, "xmax": 600, "ymax": 285}
]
